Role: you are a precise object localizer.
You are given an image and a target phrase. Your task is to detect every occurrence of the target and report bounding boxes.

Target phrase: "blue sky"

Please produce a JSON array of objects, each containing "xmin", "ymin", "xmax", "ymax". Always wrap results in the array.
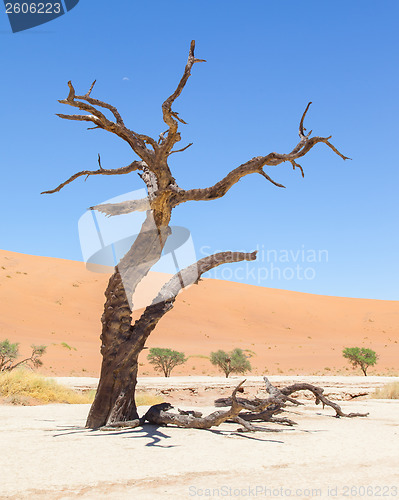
[{"xmin": 1, "ymin": 0, "xmax": 398, "ymax": 300}]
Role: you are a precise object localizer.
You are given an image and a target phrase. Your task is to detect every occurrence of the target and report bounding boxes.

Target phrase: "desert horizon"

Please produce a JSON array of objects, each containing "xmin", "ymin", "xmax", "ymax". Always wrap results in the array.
[{"xmin": 1, "ymin": 248, "xmax": 398, "ymax": 378}]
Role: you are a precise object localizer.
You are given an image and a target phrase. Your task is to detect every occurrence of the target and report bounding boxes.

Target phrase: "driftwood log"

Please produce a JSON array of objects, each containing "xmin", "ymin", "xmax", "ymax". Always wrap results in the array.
[
  {"xmin": 101, "ymin": 381, "xmax": 246, "ymax": 431},
  {"xmin": 100, "ymin": 376, "xmax": 368, "ymax": 433},
  {"xmin": 215, "ymin": 376, "xmax": 369, "ymax": 425}
]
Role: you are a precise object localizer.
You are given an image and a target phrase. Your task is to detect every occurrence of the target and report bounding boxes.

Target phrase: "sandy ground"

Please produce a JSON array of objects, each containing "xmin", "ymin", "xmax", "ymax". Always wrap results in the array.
[
  {"xmin": 1, "ymin": 250, "xmax": 398, "ymax": 498},
  {"xmin": 1, "ymin": 249, "xmax": 398, "ymax": 377},
  {"xmin": 1, "ymin": 396, "xmax": 398, "ymax": 499},
  {"xmin": 53, "ymin": 375, "xmax": 399, "ymax": 404}
]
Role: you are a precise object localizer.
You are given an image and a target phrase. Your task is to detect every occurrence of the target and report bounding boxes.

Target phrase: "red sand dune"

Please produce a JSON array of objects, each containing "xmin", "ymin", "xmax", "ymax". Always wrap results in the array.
[{"xmin": 0, "ymin": 249, "xmax": 398, "ymax": 377}]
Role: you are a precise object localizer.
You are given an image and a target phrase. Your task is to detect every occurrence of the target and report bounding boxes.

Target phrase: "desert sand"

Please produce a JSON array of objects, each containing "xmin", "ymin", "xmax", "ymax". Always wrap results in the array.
[
  {"xmin": 53, "ymin": 374, "xmax": 399, "ymax": 404},
  {"xmin": 0, "ymin": 249, "xmax": 398, "ymax": 377},
  {"xmin": 0, "ymin": 377, "xmax": 398, "ymax": 499},
  {"xmin": 1, "ymin": 249, "xmax": 398, "ymax": 499}
]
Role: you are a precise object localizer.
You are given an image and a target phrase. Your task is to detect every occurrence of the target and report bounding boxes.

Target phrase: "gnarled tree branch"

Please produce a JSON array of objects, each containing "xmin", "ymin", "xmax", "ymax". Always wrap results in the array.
[
  {"xmin": 169, "ymin": 142, "xmax": 193, "ymax": 155},
  {"xmin": 140, "ymin": 381, "xmax": 246, "ymax": 429},
  {"xmin": 161, "ymin": 40, "xmax": 205, "ymax": 156},
  {"xmin": 41, "ymin": 160, "xmax": 146, "ymax": 194},
  {"xmin": 216, "ymin": 376, "xmax": 368, "ymax": 423},
  {"xmin": 148, "ymin": 250, "xmax": 256, "ymax": 303},
  {"xmin": 172, "ymin": 102, "xmax": 350, "ymax": 206},
  {"xmin": 276, "ymin": 379, "xmax": 369, "ymax": 418},
  {"xmin": 58, "ymin": 80, "xmax": 154, "ymax": 165},
  {"xmin": 130, "ymin": 250, "xmax": 257, "ymax": 347}
]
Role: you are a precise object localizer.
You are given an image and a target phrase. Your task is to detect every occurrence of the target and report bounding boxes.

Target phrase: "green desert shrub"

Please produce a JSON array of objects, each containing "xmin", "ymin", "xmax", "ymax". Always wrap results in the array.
[
  {"xmin": 147, "ymin": 347, "xmax": 187, "ymax": 377},
  {"xmin": 210, "ymin": 348, "xmax": 251, "ymax": 378},
  {"xmin": 0, "ymin": 339, "xmax": 46, "ymax": 372},
  {"xmin": 342, "ymin": 347, "xmax": 378, "ymax": 376}
]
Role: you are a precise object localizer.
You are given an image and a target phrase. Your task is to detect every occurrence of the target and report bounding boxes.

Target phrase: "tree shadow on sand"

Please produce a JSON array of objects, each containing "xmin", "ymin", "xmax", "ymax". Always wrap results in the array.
[
  {"xmin": 51, "ymin": 423, "xmax": 175, "ymax": 448},
  {"xmin": 50, "ymin": 422, "xmax": 296, "ymax": 446}
]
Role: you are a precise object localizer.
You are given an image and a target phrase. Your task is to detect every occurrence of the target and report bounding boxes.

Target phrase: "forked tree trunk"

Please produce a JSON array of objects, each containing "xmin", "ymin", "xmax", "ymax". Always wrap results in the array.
[
  {"xmin": 86, "ymin": 251, "xmax": 257, "ymax": 428},
  {"xmin": 86, "ymin": 212, "xmax": 171, "ymax": 428},
  {"xmin": 86, "ymin": 288, "xmax": 170, "ymax": 427}
]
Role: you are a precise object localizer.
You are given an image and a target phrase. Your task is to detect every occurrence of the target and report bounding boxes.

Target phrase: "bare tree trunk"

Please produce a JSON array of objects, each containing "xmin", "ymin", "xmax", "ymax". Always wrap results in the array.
[
  {"xmin": 88, "ymin": 345, "xmax": 140, "ymax": 428},
  {"xmin": 86, "ymin": 211, "xmax": 171, "ymax": 428},
  {"xmin": 87, "ymin": 312, "xmax": 157, "ymax": 427}
]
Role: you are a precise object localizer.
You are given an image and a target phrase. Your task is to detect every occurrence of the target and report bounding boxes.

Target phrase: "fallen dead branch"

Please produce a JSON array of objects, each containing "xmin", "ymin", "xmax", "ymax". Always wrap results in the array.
[
  {"xmin": 215, "ymin": 376, "xmax": 369, "ymax": 425},
  {"xmin": 102, "ymin": 376, "xmax": 368, "ymax": 433}
]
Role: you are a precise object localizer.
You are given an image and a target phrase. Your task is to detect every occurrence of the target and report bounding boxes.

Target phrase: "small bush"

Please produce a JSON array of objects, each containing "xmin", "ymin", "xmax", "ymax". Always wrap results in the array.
[
  {"xmin": 0, "ymin": 369, "xmax": 92, "ymax": 404},
  {"xmin": 342, "ymin": 347, "xmax": 378, "ymax": 376},
  {"xmin": 147, "ymin": 347, "xmax": 187, "ymax": 377},
  {"xmin": 0, "ymin": 339, "xmax": 46, "ymax": 372},
  {"xmin": 372, "ymin": 382, "xmax": 399, "ymax": 399},
  {"xmin": 210, "ymin": 348, "xmax": 251, "ymax": 378},
  {"xmin": 0, "ymin": 339, "xmax": 18, "ymax": 368}
]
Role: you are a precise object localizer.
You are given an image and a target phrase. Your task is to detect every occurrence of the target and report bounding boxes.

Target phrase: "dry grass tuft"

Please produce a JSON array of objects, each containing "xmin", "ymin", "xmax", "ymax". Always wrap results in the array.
[
  {"xmin": 372, "ymin": 381, "xmax": 399, "ymax": 399},
  {"xmin": 0, "ymin": 371, "xmax": 165, "ymax": 406},
  {"xmin": 0, "ymin": 369, "xmax": 92, "ymax": 404},
  {"xmin": 135, "ymin": 392, "xmax": 164, "ymax": 406},
  {"xmin": 79, "ymin": 390, "xmax": 163, "ymax": 406}
]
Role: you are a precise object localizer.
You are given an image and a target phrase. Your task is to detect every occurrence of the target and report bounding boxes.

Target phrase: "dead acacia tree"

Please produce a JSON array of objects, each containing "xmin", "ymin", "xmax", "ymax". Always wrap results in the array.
[{"xmin": 43, "ymin": 41, "xmax": 349, "ymax": 429}]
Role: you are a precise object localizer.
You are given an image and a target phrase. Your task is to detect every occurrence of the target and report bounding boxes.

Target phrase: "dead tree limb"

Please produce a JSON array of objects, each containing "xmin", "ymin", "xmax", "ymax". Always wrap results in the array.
[
  {"xmin": 129, "ymin": 250, "xmax": 257, "ymax": 351},
  {"xmin": 273, "ymin": 379, "xmax": 369, "ymax": 418},
  {"xmin": 161, "ymin": 40, "xmax": 205, "ymax": 158},
  {"xmin": 140, "ymin": 381, "xmax": 246, "ymax": 429},
  {"xmin": 232, "ymin": 416, "xmax": 285, "ymax": 433},
  {"xmin": 57, "ymin": 80, "xmax": 154, "ymax": 165},
  {"xmin": 138, "ymin": 382, "xmax": 289, "ymax": 433},
  {"xmin": 215, "ymin": 376, "xmax": 369, "ymax": 424},
  {"xmin": 172, "ymin": 102, "xmax": 350, "ymax": 206},
  {"xmin": 41, "ymin": 160, "xmax": 145, "ymax": 195}
]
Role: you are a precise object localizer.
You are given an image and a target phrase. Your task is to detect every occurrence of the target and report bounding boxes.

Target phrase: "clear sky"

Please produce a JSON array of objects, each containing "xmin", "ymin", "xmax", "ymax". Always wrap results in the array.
[{"xmin": 1, "ymin": 0, "xmax": 398, "ymax": 300}]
